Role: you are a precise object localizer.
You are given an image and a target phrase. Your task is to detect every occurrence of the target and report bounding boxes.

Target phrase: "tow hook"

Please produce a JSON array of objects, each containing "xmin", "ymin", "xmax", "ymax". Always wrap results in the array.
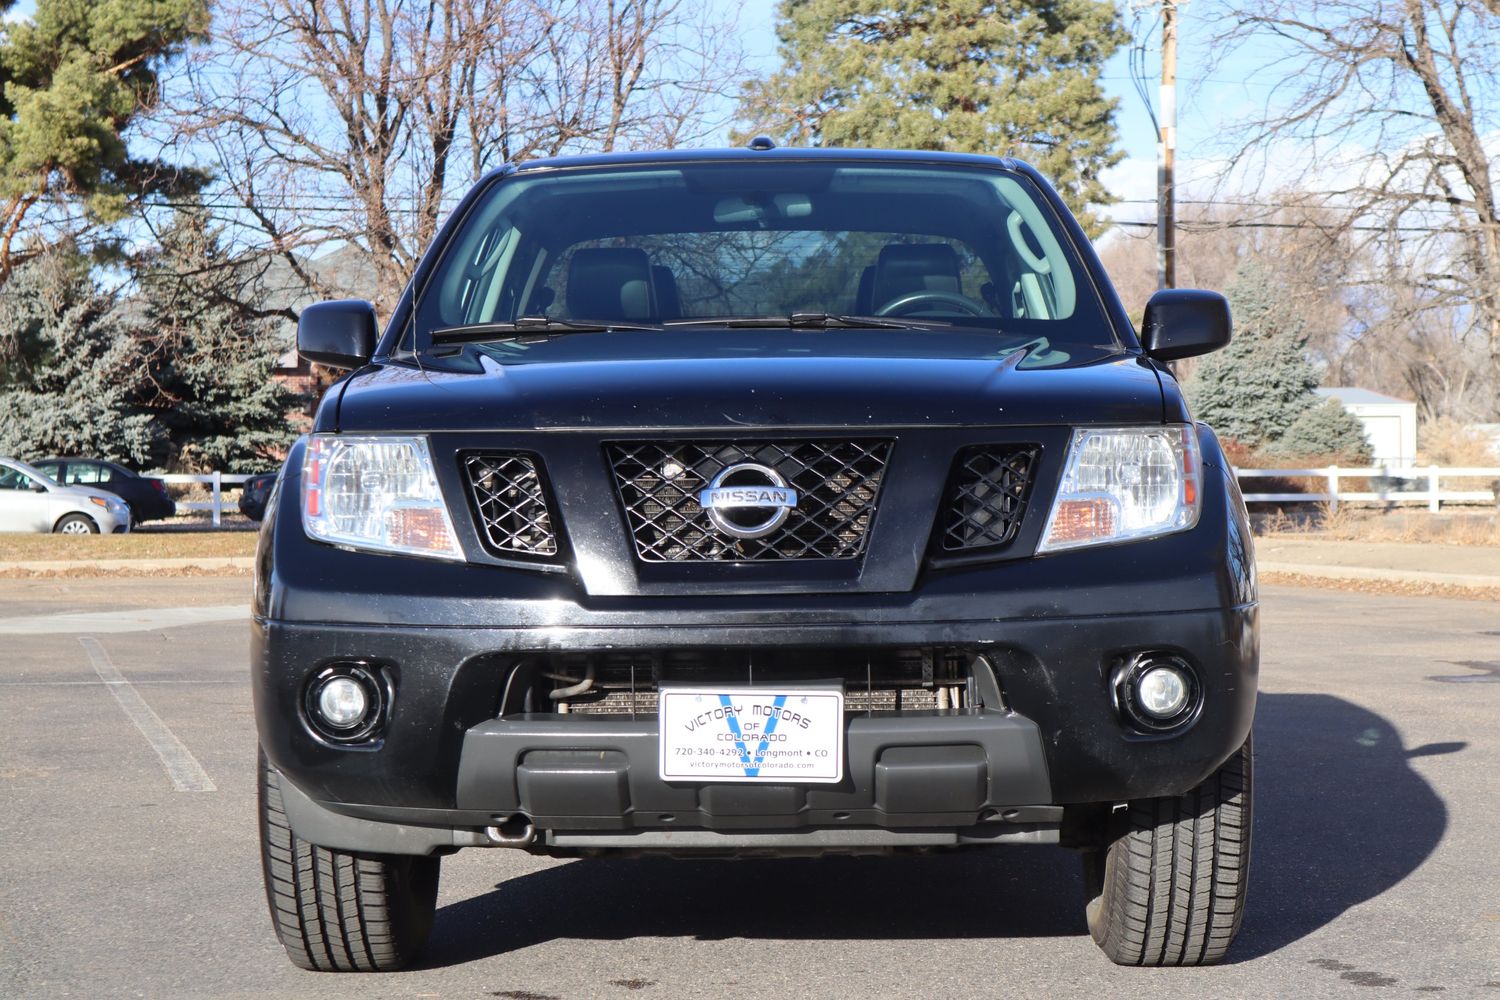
[{"xmin": 484, "ymin": 815, "xmax": 536, "ymax": 846}]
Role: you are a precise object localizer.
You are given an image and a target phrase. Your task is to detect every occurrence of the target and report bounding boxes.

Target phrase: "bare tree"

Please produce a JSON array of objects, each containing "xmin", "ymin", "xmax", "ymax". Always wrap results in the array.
[
  {"xmin": 161, "ymin": 0, "xmax": 744, "ymax": 316},
  {"xmin": 1098, "ymin": 198, "xmax": 1354, "ymax": 378},
  {"xmin": 1098, "ymin": 195, "xmax": 1496, "ymax": 419},
  {"xmin": 1207, "ymin": 0, "xmax": 1500, "ymax": 416}
]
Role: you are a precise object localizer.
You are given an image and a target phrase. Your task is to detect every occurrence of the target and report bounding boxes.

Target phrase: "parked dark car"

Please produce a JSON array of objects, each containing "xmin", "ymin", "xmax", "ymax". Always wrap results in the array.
[
  {"xmin": 238, "ymin": 473, "xmax": 277, "ymax": 522},
  {"xmin": 31, "ymin": 457, "xmax": 176, "ymax": 525},
  {"xmin": 253, "ymin": 145, "xmax": 1255, "ymax": 974}
]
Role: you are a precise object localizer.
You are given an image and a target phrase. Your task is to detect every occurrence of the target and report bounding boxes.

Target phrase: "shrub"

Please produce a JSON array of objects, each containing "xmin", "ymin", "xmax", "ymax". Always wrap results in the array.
[
  {"xmin": 1269, "ymin": 399, "xmax": 1372, "ymax": 463},
  {"xmin": 1418, "ymin": 417, "xmax": 1499, "ymax": 466}
]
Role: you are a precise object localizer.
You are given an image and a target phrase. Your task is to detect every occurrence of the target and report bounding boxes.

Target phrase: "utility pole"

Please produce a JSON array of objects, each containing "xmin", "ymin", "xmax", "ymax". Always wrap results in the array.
[{"xmin": 1157, "ymin": 0, "xmax": 1177, "ymax": 289}]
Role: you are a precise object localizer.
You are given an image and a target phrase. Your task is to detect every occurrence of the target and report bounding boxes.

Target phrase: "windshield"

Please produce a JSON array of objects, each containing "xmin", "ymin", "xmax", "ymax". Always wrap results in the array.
[{"xmin": 405, "ymin": 160, "xmax": 1117, "ymax": 366}]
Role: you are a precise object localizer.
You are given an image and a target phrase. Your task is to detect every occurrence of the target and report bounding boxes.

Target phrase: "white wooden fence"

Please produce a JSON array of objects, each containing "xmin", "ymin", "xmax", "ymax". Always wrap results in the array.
[
  {"xmin": 1235, "ymin": 466, "xmax": 1500, "ymax": 511},
  {"xmin": 158, "ymin": 473, "xmax": 255, "ymax": 527}
]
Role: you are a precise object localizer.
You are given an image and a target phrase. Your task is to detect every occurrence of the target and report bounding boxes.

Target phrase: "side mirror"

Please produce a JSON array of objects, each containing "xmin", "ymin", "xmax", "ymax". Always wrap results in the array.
[
  {"xmin": 1141, "ymin": 289, "xmax": 1232, "ymax": 362},
  {"xmin": 31, "ymin": 483, "xmax": 47, "ymax": 493},
  {"xmin": 298, "ymin": 299, "xmax": 378, "ymax": 370}
]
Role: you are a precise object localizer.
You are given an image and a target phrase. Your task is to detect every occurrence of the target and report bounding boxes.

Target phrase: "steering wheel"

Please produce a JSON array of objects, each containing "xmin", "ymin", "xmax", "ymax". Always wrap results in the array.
[{"xmin": 874, "ymin": 290, "xmax": 990, "ymax": 317}]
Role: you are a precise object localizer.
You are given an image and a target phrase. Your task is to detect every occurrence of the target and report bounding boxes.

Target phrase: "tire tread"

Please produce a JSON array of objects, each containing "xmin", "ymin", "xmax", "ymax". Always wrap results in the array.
[
  {"xmin": 1086, "ymin": 738, "xmax": 1252, "ymax": 966},
  {"xmin": 257, "ymin": 751, "xmax": 437, "ymax": 972}
]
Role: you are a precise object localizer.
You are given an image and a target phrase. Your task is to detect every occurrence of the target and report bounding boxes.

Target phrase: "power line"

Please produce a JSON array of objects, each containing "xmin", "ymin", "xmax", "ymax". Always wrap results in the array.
[
  {"xmin": 1113, "ymin": 197, "xmax": 1454, "ymax": 210},
  {"xmin": 1110, "ymin": 219, "xmax": 1472, "ymax": 234}
]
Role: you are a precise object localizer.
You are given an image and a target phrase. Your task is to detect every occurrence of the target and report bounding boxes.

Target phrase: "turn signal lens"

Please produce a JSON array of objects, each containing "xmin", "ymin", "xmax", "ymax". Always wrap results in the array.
[
  {"xmin": 1039, "ymin": 425, "xmax": 1202, "ymax": 552},
  {"xmin": 301, "ymin": 435, "xmax": 464, "ymax": 560}
]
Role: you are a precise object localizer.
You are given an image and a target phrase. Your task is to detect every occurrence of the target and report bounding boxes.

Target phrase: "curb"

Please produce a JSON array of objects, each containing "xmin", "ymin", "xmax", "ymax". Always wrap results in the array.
[
  {"xmin": 0, "ymin": 557, "xmax": 255, "ymax": 573},
  {"xmin": 1258, "ymin": 560, "xmax": 1500, "ymax": 590}
]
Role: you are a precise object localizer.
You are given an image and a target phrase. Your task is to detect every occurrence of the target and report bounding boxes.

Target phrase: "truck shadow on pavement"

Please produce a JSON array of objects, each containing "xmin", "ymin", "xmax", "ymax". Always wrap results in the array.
[
  {"xmin": 1231, "ymin": 692, "xmax": 1455, "ymax": 962},
  {"xmin": 424, "ymin": 693, "xmax": 1452, "ymax": 968}
]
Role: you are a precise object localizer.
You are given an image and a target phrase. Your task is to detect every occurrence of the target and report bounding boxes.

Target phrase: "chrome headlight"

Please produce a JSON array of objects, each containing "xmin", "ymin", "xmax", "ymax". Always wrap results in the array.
[
  {"xmin": 301, "ymin": 435, "xmax": 463, "ymax": 560},
  {"xmin": 1038, "ymin": 425, "xmax": 1202, "ymax": 552}
]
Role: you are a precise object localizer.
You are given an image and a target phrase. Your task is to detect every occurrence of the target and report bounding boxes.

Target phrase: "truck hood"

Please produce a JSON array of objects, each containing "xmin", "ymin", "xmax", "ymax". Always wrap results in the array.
[{"xmin": 333, "ymin": 350, "xmax": 1166, "ymax": 432}]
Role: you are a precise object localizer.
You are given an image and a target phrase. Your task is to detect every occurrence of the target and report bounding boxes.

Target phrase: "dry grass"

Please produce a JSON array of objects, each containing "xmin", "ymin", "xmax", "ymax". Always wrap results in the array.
[
  {"xmin": 0, "ymin": 531, "xmax": 259, "ymax": 563},
  {"xmin": 0, "ymin": 564, "xmax": 252, "ymax": 579},
  {"xmin": 1261, "ymin": 569, "xmax": 1500, "ymax": 604},
  {"xmin": 1256, "ymin": 507, "xmax": 1500, "ymax": 546}
]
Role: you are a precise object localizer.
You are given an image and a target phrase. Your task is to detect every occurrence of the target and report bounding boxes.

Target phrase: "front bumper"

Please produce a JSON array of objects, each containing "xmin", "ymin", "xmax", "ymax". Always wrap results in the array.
[{"xmin": 255, "ymin": 599, "xmax": 1257, "ymax": 855}]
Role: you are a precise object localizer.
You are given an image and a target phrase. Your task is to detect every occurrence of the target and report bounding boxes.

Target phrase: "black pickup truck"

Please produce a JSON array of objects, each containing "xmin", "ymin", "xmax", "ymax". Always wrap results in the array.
[{"xmin": 253, "ymin": 145, "xmax": 1257, "ymax": 973}]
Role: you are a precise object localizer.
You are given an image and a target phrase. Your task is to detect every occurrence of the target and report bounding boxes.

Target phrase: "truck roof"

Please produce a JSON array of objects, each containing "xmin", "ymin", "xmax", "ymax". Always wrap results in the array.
[{"xmin": 510, "ymin": 145, "xmax": 1030, "ymax": 175}]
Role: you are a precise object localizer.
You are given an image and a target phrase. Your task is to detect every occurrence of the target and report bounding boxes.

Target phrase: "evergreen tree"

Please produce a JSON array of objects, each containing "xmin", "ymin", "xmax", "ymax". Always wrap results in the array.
[
  {"xmin": 129, "ymin": 209, "xmax": 302, "ymax": 472},
  {"xmin": 734, "ymin": 0, "xmax": 1126, "ymax": 235},
  {"xmin": 0, "ymin": 0, "xmax": 211, "ymax": 286},
  {"xmin": 1186, "ymin": 262, "xmax": 1322, "ymax": 450},
  {"xmin": 1270, "ymin": 399, "xmax": 1372, "ymax": 462},
  {"xmin": 0, "ymin": 246, "xmax": 163, "ymax": 463}
]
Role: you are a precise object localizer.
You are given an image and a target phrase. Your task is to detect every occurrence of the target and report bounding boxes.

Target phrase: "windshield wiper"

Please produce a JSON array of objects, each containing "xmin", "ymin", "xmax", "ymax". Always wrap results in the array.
[
  {"xmin": 665, "ymin": 313, "xmax": 920, "ymax": 331},
  {"xmin": 430, "ymin": 316, "xmax": 662, "ymax": 344}
]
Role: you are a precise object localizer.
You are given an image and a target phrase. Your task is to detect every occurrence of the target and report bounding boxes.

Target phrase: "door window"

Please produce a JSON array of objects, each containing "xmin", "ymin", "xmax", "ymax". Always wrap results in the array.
[{"xmin": 0, "ymin": 468, "xmax": 37, "ymax": 490}]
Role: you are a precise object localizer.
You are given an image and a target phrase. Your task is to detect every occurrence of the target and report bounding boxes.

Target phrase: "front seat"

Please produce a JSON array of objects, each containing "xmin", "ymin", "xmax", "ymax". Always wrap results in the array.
[
  {"xmin": 565, "ymin": 247, "xmax": 656, "ymax": 322},
  {"xmin": 868, "ymin": 243, "xmax": 962, "ymax": 312}
]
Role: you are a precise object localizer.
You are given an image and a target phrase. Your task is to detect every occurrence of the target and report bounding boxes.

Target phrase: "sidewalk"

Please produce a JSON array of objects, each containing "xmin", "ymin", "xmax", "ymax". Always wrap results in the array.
[{"xmin": 1256, "ymin": 537, "xmax": 1500, "ymax": 590}]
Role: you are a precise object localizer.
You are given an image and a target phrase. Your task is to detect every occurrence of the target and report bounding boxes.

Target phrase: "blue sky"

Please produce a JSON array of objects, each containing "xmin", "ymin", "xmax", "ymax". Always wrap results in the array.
[{"xmin": 3, "ymin": 0, "xmax": 1269, "ymax": 226}]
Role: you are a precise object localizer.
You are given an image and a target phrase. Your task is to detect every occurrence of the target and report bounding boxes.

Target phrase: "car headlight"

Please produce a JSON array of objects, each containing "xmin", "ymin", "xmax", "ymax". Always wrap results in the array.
[
  {"xmin": 301, "ymin": 435, "xmax": 464, "ymax": 560},
  {"xmin": 1038, "ymin": 425, "xmax": 1202, "ymax": 552}
]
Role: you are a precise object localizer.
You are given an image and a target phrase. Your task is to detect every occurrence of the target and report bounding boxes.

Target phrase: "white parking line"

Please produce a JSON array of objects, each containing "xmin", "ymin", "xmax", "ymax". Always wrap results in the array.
[
  {"xmin": 78, "ymin": 637, "xmax": 217, "ymax": 793},
  {"xmin": 0, "ymin": 605, "xmax": 246, "ymax": 635}
]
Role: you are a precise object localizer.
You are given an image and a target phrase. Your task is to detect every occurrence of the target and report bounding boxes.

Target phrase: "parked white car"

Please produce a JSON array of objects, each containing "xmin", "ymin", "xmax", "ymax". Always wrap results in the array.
[{"xmin": 0, "ymin": 458, "xmax": 132, "ymax": 534}]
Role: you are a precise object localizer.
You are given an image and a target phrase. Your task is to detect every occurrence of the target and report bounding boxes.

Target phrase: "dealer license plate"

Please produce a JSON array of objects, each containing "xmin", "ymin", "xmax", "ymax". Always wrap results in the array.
[{"xmin": 658, "ymin": 687, "xmax": 844, "ymax": 783}]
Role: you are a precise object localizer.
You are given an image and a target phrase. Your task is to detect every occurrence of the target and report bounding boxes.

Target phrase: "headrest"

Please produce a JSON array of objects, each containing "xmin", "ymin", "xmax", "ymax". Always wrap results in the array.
[
  {"xmin": 566, "ymin": 247, "xmax": 655, "ymax": 321},
  {"xmin": 871, "ymin": 243, "xmax": 962, "ymax": 309}
]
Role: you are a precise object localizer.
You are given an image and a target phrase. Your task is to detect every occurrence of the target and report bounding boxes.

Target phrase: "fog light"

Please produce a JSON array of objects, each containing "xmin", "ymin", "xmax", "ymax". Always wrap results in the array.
[
  {"xmin": 303, "ymin": 663, "xmax": 387, "ymax": 743},
  {"xmin": 315, "ymin": 676, "xmax": 368, "ymax": 730},
  {"xmin": 1115, "ymin": 654, "xmax": 1200, "ymax": 733},
  {"xmin": 1136, "ymin": 666, "xmax": 1190, "ymax": 719}
]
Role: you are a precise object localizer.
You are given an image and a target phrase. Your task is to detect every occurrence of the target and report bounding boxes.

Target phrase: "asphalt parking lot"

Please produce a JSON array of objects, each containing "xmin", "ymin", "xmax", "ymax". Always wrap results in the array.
[{"xmin": 0, "ymin": 577, "xmax": 1497, "ymax": 999}]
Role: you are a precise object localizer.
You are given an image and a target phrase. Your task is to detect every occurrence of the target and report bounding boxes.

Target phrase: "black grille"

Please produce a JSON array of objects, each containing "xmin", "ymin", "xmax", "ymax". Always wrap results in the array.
[
  {"xmin": 940, "ymin": 446, "xmax": 1038, "ymax": 551},
  {"xmin": 462, "ymin": 453, "xmax": 558, "ymax": 557},
  {"xmin": 607, "ymin": 440, "xmax": 892, "ymax": 562}
]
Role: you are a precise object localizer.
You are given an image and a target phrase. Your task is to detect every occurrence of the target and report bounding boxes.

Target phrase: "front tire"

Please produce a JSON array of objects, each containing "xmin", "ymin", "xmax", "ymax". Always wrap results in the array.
[
  {"xmin": 54, "ymin": 513, "xmax": 98, "ymax": 534},
  {"xmin": 1083, "ymin": 738, "xmax": 1252, "ymax": 966},
  {"xmin": 258, "ymin": 750, "xmax": 440, "ymax": 972}
]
